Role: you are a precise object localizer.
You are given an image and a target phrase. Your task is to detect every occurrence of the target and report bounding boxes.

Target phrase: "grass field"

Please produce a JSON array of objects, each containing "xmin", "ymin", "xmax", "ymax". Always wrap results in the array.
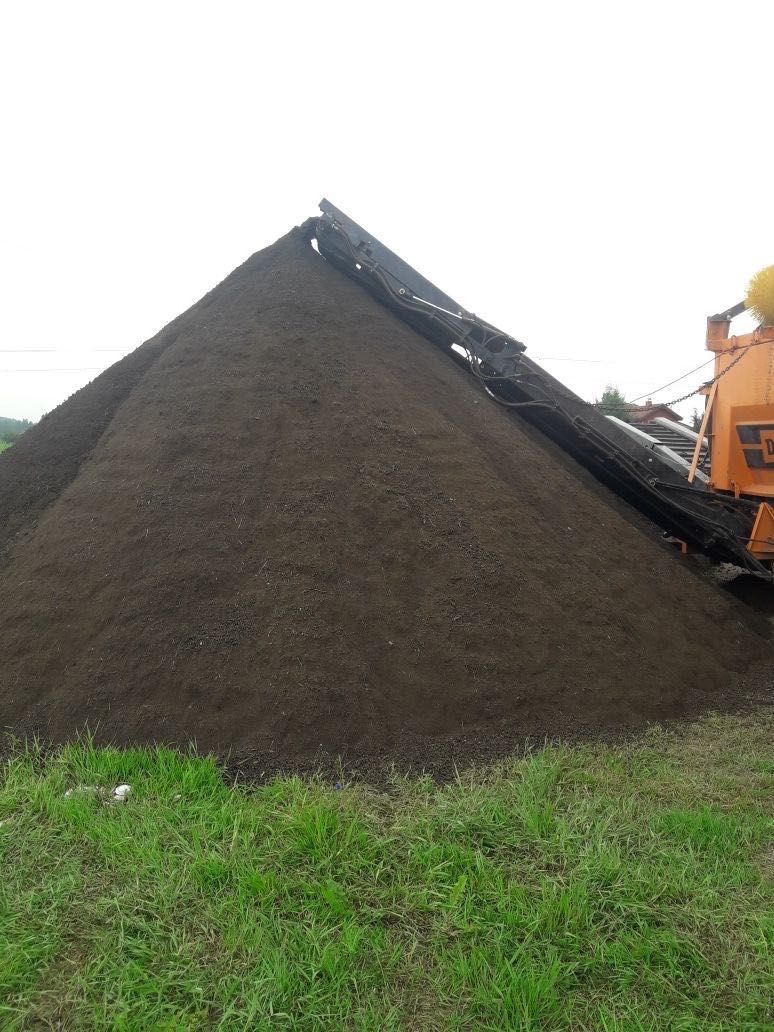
[{"xmin": 1, "ymin": 713, "xmax": 771, "ymax": 1030}]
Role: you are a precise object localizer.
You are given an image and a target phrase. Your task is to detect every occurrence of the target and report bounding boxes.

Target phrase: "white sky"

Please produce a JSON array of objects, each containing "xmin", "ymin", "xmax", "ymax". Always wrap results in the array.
[{"xmin": 1, "ymin": 1, "xmax": 772, "ymax": 422}]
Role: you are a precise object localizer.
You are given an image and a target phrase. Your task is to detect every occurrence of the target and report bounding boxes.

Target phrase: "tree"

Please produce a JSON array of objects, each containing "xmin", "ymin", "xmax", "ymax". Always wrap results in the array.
[
  {"xmin": 0, "ymin": 417, "xmax": 32, "ymax": 437},
  {"xmin": 689, "ymin": 408, "xmax": 704, "ymax": 433},
  {"xmin": 0, "ymin": 417, "xmax": 32, "ymax": 450},
  {"xmin": 594, "ymin": 385, "xmax": 632, "ymax": 421}
]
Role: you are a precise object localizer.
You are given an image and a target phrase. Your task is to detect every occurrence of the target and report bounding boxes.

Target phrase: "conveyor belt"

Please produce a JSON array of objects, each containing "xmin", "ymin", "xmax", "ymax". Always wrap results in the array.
[{"xmin": 311, "ymin": 200, "xmax": 769, "ymax": 578}]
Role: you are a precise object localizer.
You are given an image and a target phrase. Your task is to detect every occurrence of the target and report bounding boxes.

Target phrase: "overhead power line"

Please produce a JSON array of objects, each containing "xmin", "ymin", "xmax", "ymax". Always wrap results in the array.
[
  {"xmin": 627, "ymin": 357, "xmax": 716, "ymax": 404},
  {"xmin": 628, "ymin": 337, "xmax": 766, "ymax": 405},
  {"xmin": 534, "ymin": 356, "xmax": 607, "ymax": 364},
  {"xmin": 0, "ymin": 349, "xmax": 125, "ymax": 354},
  {"xmin": 0, "ymin": 367, "xmax": 105, "ymax": 373}
]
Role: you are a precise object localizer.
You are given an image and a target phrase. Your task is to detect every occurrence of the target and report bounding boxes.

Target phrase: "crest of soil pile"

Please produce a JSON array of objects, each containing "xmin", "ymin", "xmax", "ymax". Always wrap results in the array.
[{"xmin": 0, "ymin": 227, "xmax": 768, "ymax": 776}]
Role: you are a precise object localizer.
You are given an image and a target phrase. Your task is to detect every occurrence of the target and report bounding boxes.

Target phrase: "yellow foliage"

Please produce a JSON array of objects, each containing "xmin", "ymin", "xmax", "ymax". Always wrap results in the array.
[{"xmin": 745, "ymin": 265, "xmax": 774, "ymax": 326}]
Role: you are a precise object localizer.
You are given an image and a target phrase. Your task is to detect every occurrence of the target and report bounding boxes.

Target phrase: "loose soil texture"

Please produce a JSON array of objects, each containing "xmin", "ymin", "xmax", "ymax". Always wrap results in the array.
[{"xmin": 0, "ymin": 226, "xmax": 769, "ymax": 776}]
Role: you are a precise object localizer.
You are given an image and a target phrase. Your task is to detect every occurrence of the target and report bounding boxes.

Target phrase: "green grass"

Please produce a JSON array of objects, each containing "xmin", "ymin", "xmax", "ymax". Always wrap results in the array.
[
  {"xmin": 0, "ymin": 441, "xmax": 10, "ymax": 453},
  {"xmin": 1, "ymin": 714, "xmax": 771, "ymax": 1030}
]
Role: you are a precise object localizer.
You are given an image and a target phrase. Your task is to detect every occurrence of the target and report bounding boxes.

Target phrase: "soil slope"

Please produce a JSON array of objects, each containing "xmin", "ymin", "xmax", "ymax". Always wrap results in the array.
[{"xmin": 0, "ymin": 227, "xmax": 767, "ymax": 774}]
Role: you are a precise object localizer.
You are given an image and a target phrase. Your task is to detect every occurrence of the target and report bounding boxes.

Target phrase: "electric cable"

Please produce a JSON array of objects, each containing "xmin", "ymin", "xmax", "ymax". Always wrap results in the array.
[
  {"xmin": 626, "ymin": 357, "xmax": 717, "ymax": 404},
  {"xmin": 0, "ymin": 368, "xmax": 104, "ymax": 373},
  {"xmin": 628, "ymin": 336, "xmax": 768, "ymax": 407}
]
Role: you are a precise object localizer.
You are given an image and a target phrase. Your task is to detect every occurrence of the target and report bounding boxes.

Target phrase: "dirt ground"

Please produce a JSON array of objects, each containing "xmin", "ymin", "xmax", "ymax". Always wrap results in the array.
[{"xmin": 0, "ymin": 227, "xmax": 770, "ymax": 776}]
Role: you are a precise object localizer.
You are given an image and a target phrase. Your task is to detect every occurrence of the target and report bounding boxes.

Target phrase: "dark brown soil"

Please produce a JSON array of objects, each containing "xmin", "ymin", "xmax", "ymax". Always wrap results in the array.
[{"xmin": 0, "ymin": 227, "xmax": 770, "ymax": 777}]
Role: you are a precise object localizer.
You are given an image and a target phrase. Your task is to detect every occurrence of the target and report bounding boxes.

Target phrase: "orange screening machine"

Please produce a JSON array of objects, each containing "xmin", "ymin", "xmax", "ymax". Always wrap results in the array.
[{"xmin": 691, "ymin": 271, "xmax": 774, "ymax": 562}]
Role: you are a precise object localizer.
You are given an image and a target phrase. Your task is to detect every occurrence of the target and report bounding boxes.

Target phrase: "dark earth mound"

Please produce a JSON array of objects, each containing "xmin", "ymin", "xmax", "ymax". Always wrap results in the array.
[{"xmin": 0, "ymin": 227, "xmax": 769, "ymax": 776}]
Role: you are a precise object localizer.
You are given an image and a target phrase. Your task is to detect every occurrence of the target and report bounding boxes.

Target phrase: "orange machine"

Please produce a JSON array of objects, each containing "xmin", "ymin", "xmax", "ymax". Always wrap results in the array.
[{"xmin": 690, "ymin": 272, "xmax": 774, "ymax": 561}]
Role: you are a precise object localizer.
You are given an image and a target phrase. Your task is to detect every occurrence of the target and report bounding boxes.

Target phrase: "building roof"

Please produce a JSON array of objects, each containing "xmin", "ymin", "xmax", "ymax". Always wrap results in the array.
[{"xmin": 627, "ymin": 398, "xmax": 682, "ymax": 422}]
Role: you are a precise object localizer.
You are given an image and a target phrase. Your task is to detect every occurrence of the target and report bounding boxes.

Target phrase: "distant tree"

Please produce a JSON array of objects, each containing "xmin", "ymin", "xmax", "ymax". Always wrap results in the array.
[
  {"xmin": 689, "ymin": 408, "xmax": 704, "ymax": 432},
  {"xmin": 0, "ymin": 416, "xmax": 32, "ymax": 437},
  {"xmin": 594, "ymin": 385, "xmax": 633, "ymax": 422}
]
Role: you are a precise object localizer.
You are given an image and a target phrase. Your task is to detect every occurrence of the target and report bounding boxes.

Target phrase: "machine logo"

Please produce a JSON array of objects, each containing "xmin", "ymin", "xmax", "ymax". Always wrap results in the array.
[{"xmin": 736, "ymin": 423, "xmax": 774, "ymax": 468}]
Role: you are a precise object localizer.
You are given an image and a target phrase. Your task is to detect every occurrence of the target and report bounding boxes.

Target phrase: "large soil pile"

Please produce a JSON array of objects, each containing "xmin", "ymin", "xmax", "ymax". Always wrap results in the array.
[{"xmin": 0, "ymin": 227, "xmax": 767, "ymax": 774}]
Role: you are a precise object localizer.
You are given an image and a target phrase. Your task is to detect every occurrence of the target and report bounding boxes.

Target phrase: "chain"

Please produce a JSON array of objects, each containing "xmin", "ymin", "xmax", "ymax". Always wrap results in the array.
[
  {"xmin": 593, "ymin": 337, "xmax": 767, "ymax": 413},
  {"xmin": 658, "ymin": 343, "xmax": 756, "ymax": 407}
]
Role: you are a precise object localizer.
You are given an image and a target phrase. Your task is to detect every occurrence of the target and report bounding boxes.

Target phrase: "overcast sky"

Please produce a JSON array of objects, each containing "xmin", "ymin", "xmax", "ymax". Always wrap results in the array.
[{"xmin": 1, "ymin": 1, "xmax": 772, "ymax": 422}]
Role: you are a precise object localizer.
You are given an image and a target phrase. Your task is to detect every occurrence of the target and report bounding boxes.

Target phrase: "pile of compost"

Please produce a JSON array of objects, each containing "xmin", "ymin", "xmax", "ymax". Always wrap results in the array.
[{"xmin": 0, "ymin": 227, "xmax": 767, "ymax": 775}]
